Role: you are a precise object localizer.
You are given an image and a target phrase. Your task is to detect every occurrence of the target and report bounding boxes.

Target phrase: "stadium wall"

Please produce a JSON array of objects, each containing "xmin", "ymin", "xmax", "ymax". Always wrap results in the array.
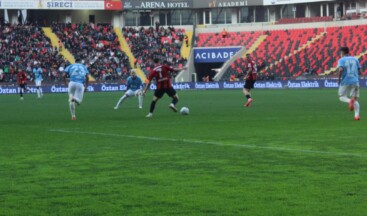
[
  {"xmin": 1, "ymin": 80, "xmax": 367, "ymax": 95},
  {"xmin": 27, "ymin": 10, "xmax": 115, "ymax": 24},
  {"xmin": 195, "ymin": 19, "xmax": 367, "ymax": 34}
]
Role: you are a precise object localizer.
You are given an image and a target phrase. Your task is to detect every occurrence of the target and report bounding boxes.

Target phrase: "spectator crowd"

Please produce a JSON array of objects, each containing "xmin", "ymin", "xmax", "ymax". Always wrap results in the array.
[
  {"xmin": 0, "ymin": 22, "xmax": 188, "ymax": 85},
  {"xmin": 0, "ymin": 21, "xmax": 67, "ymax": 83},
  {"xmin": 52, "ymin": 22, "xmax": 131, "ymax": 82},
  {"xmin": 123, "ymin": 26, "xmax": 187, "ymax": 76}
]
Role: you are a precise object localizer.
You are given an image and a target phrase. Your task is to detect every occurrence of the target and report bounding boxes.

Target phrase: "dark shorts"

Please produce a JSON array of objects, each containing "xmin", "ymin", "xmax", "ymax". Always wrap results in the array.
[
  {"xmin": 19, "ymin": 84, "xmax": 26, "ymax": 89},
  {"xmin": 244, "ymin": 80, "xmax": 256, "ymax": 90},
  {"xmin": 154, "ymin": 88, "xmax": 177, "ymax": 99}
]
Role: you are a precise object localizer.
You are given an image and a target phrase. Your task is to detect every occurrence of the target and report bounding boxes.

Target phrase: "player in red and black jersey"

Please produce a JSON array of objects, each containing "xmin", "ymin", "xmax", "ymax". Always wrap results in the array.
[
  {"xmin": 16, "ymin": 68, "xmax": 29, "ymax": 100},
  {"xmin": 143, "ymin": 58, "xmax": 186, "ymax": 118},
  {"xmin": 243, "ymin": 53, "xmax": 257, "ymax": 107}
]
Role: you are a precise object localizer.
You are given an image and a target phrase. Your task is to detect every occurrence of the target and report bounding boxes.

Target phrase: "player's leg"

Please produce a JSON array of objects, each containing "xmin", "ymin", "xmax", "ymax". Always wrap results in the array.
[
  {"xmin": 147, "ymin": 90, "xmax": 163, "ymax": 117},
  {"xmin": 338, "ymin": 85, "xmax": 354, "ymax": 111},
  {"xmin": 338, "ymin": 85, "xmax": 350, "ymax": 103},
  {"xmin": 70, "ymin": 83, "xmax": 84, "ymax": 106},
  {"xmin": 39, "ymin": 81, "xmax": 43, "ymax": 97},
  {"xmin": 243, "ymin": 88, "xmax": 251, "ymax": 98},
  {"xmin": 25, "ymin": 84, "xmax": 29, "ymax": 92},
  {"xmin": 37, "ymin": 86, "xmax": 41, "ymax": 98},
  {"xmin": 354, "ymin": 98, "xmax": 360, "ymax": 120},
  {"xmin": 35, "ymin": 81, "xmax": 41, "ymax": 98},
  {"xmin": 167, "ymin": 88, "xmax": 178, "ymax": 112},
  {"xmin": 136, "ymin": 90, "xmax": 143, "ymax": 109},
  {"xmin": 351, "ymin": 85, "xmax": 360, "ymax": 120},
  {"xmin": 19, "ymin": 84, "xmax": 24, "ymax": 99},
  {"xmin": 243, "ymin": 88, "xmax": 253, "ymax": 107},
  {"xmin": 35, "ymin": 81, "xmax": 39, "ymax": 98},
  {"xmin": 243, "ymin": 81, "xmax": 254, "ymax": 107},
  {"xmin": 25, "ymin": 84, "xmax": 30, "ymax": 93},
  {"xmin": 73, "ymin": 83, "xmax": 85, "ymax": 105},
  {"xmin": 68, "ymin": 82, "xmax": 77, "ymax": 120},
  {"xmin": 115, "ymin": 90, "xmax": 133, "ymax": 109}
]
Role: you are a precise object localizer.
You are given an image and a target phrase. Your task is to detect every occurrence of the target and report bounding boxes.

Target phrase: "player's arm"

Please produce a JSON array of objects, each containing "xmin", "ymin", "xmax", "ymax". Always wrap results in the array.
[
  {"xmin": 170, "ymin": 66, "xmax": 187, "ymax": 72},
  {"xmin": 143, "ymin": 72, "xmax": 154, "ymax": 95},
  {"xmin": 337, "ymin": 67, "xmax": 343, "ymax": 85},
  {"xmin": 174, "ymin": 67, "xmax": 187, "ymax": 71},
  {"xmin": 30, "ymin": 70, "xmax": 34, "ymax": 81},
  {"xmin": 126, "ymin": 78, "xmax": 131, "ymax": 91},
  {"xmin": 166, "ymin": 65, "xmax": 187, "ymax": 73},
  {"xmin": 138, "ymin": 78, "xmax": 145, "ymax": 90},
  {"xmin": 22, "ymin": 74, "xmax": 26, "ymax": 82},
  {"xmin": 63, "ymin": 66, "xmax": 70, "ymax": 86},
  {"xmin": 245, "ymin": 69, "xmax": 253, "ymax": 80},
  {"xmin": 62, "ymin": 73, "xmax": 68, "ymax": 86},
  {"xmin": 245, "ymin": 63, "xmax": 254, "ymax": 80},
  {"xmin": 358, "ymin": 60, "xmax": 362, "ymax": 76}
]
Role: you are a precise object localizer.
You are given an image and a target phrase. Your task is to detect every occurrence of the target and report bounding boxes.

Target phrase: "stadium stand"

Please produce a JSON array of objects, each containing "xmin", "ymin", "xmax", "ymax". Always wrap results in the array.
[
  {"xmin": 270, "ymin": 25, "xmax": 367, "ymax": 78},
  {"xmin": 222, "ymin": 28, "xmax": 323, "ymax": 80},
  {"xmin": 196, "ymin": 31, "xmax": 262, "ymax": 48},
  {"xmin": 2, "ymin": 22, "xmax": 367, "ymax": 84},
  {"xmin": 0, "ymin": 23, "xmax": 67, "ymax": 83},
  {"xmin": 122, "ymin": 26, "xmax": 187, "ymax": 76},
  {"xmin": 51, "ymin": 23, "xmax": 131, "ymax": 82},
  {"xmin": 222, "ymin": 25, "xmax": 367, "ymax": 81}
]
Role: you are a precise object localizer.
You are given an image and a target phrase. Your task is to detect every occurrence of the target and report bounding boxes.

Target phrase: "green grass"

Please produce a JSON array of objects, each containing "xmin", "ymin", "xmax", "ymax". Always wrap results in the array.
[{"xmin": 0, "ymin": 89, "xmax": 366, "ymax": 216}]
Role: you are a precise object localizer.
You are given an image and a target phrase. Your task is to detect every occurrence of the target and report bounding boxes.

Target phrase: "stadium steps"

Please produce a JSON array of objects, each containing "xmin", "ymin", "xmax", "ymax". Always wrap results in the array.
[
  {"xmin": 42, "ymin": 27, "xmax": 96, "ymax": 82},
  {"xmin": 242, "ymin": 35, "xmax": 267, "ymax": 57},
  {"xmin": 266, "ymin": 31, "xmax": 326, "ymax": 71},
  {"xmin": 42, "ymin": 27, "xmax": 75, "ymax": 63},
  {"xmin": 214, "ymin": 36, "xmax": 267, "ymax": 81},
  {"xmin": 114, "ymin": 27, "xmax": 147, "ymax": 81},
  {"xmin": 181, "ymin": 31, "xmax": 193, "ymax": 59},
  {"xmin": 213, "ymin": 46, "xmax": 247, "ymax": 81}
]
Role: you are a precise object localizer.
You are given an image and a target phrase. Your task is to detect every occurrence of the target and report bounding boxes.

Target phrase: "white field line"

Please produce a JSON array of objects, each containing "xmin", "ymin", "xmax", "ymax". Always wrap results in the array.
[{"xmin": 49, "ymin": 129, "xmax": 366, "ymax": 158}]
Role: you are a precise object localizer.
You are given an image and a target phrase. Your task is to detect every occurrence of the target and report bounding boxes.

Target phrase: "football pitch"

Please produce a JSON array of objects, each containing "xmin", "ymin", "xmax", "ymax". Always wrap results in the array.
[{"xmin": 0, "ymin": 89, "xmax": 366, "ymax": 216}]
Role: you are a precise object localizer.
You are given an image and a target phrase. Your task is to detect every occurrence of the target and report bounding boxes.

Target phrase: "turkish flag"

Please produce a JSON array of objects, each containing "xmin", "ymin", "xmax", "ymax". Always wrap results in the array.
[{"xmin": 105, "ymin": 0, "xmax": 122, "ymax": 10}]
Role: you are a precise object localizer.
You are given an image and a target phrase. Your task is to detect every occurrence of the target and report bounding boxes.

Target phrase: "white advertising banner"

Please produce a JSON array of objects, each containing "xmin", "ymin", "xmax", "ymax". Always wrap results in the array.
[
  {"xmin": 40, "ymin": 0, "xmax": 104, "ymax": 10},
  {"xmin": 264, "ymin": 0, "xmax": 335, "ymax": 5},
  {"xmin": 0, "ymin": 0, "xmax": 35, "ymax": 9},
  {"xmin": 0, "ymin": 0, "xmax": 106, "ymax": 10}
]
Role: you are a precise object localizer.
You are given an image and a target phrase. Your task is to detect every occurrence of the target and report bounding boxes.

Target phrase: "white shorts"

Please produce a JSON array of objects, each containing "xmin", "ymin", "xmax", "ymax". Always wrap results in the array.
[
  {"xmin": 338, "ymin": 84, "xmax": 360, "ymax": 98},
  {"xmin": 125, "ymin": 89, "xmax": 142, "ymax": 97},
  {"xmin": 68, "ymin": 81, "xmax": 85, "ymax": 103},
  {"xmin": 35, "ymin": 80, "xmax": 42, "ymax": 86}
]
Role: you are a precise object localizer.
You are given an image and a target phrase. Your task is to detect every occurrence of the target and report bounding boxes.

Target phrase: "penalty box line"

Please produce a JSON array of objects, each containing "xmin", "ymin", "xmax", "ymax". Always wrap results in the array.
[{"xmin": 49, "ymin": 129, "xmax": 367, "ymax": 158}]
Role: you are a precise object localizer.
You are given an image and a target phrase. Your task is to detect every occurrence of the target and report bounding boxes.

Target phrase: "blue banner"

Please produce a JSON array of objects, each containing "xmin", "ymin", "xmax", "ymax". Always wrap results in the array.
[
  {"xmin": 0, "ymin": 80, "xmax": 366, "ymax": 94},
  {"xmin": 194, "ymin": 47, "xmax": 242, "ymax": 63}
]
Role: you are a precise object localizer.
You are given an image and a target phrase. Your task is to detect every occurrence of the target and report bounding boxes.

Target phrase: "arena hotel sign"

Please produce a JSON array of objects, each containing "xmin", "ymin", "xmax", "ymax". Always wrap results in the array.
[{"xmin": 123, "ymin": 0, "xmax": 193, "ymax": 10}]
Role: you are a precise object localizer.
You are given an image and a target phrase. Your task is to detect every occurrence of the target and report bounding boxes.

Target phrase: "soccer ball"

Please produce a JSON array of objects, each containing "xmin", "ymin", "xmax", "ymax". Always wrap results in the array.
[{"xmin": 180, "ymin": 107, "xmax": 189, "ymax": 115}]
